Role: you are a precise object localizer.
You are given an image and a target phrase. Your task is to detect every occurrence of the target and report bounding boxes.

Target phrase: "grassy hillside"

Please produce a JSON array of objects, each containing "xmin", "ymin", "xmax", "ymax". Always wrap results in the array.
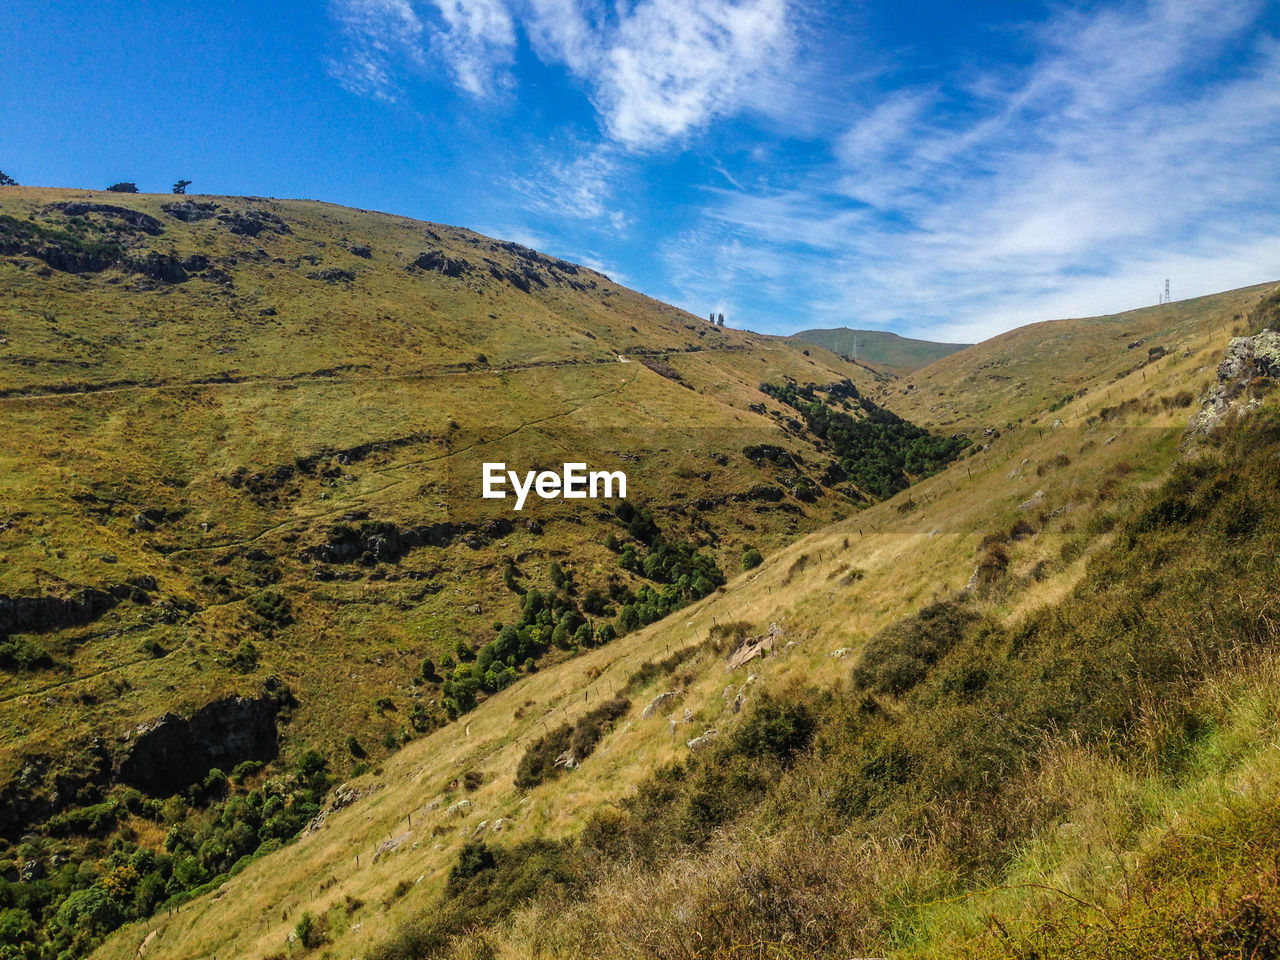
[
  {"xmin": 885, "ymin": 284, "xmax": 1277, "ymax": 432},
  {"xmin": 789, "ymin": 328, "xmax": 970, "ymax": 373},
  {"xmin": 0, "ymin": 188, "xmax": 980, "ymax": 958},
  {"xmin": 78, "ymin": 280, "xmax": 1280, "ymax": 959}
]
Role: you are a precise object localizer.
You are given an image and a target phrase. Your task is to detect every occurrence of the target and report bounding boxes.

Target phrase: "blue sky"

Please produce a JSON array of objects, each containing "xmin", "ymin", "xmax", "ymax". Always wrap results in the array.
[{"xmin": 3, "ymin": 0, "xmax": 1278, "ymax": 341}]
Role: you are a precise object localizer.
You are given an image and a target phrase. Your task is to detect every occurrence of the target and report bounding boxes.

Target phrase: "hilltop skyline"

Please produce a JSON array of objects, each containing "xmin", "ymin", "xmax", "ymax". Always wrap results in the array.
[{"xmin": 3, "ymin": 0, "xmax": 1277, "ymax": 340}]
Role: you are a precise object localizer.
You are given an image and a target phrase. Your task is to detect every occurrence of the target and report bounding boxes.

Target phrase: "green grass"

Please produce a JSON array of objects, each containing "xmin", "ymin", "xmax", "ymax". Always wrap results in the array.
[
  {"xmin": 0, "ymin": 187, "xmax": 954, "ymax": 959},
  {"xmin": 3, "ymin": 186, "xmax": 1276, "ymax": 960}
]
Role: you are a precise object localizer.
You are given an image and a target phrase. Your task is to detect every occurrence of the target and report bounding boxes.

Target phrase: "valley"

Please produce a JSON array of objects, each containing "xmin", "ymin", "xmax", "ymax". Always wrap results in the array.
[{"xmin": 1, "ymin": 186, "xmax": 1278, "ymax": 960}]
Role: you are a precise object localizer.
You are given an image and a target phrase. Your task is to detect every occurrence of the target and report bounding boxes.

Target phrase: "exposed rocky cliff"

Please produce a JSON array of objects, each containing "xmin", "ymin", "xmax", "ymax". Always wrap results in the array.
[{"xmin": 116, "ymin": 693, "xmax": 280, "ymax": 795}]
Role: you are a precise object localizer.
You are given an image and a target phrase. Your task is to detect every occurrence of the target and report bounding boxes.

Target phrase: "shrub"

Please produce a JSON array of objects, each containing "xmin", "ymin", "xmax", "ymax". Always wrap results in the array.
[
  {"xmin": 730, "ymin": 692, "xmax": 817, "ymax": 767},
  {"xmin": 246, "ymin": 590, "xmax": 291, "ymax": 632},
  {"xmin": 230, "ymin": 639, "xmax": 259, "ymax": 672},
  {"xmin": 295, "ymin": 911, "xmax": 328, "ymax": 949},
  {"xmin": 373, "ymin": 839, "xmax": 580, "ymax": 960},
  {"xmin": 850, "ymin": 599, "xmax": 977, "ymax": 696},
  {"xmin": 106, "ymin": 182, "xmax": 139, "ymax": 193},
  {"xmin": 0, "ymin": 638, "xmax": 54, "ymax": 671},
  {"xmin": 741, "ymin": 546, "xmax": 764, "ymax": 570},
  {"xmin": 515, "ymin": 698, "xmax": 629, "ymax": 789}
]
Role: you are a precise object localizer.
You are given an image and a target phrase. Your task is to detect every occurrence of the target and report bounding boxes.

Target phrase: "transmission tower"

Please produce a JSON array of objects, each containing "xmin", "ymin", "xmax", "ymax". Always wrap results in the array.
[{"xmin": 1164, "ymin": 279, "xmax": 1170, "ymax": 304}]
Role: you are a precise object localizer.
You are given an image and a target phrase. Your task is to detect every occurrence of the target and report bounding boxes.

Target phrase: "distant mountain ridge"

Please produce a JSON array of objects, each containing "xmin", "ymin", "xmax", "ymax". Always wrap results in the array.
[{"xmin": 789, "ymin": 327, "xmax": 970, "ymax": 372}]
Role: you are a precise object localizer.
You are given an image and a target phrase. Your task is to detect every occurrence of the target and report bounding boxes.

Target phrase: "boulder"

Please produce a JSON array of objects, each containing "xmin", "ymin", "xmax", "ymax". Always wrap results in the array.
[
  {"xmin": 130, "ymin": 252, "xmax": 189, "ymax": 283},
  {"xmin": 687, "ymin": 730, "xmax": 717, "ymax": 752},
  {"xmin": 162, "ymin": 200, "xmax": 219, "ymax": 222},
  {"xmin": 1187, "ymin": 330, "xmax": 1280, "ymax": 438},
  {"xmin": 642, "ymin": 691, "xmax": 676, "ymax": 719},
  {"xmin": 410, "ymin": 249, "xmax": 471, "ymax": 277},
  {"xmin": 217, "ymin": 209, "xmax": 290, "ymax": 237},
  {"xmin": 1017, "ymin": 490, "xmax": 1045, "ymax": 511}
]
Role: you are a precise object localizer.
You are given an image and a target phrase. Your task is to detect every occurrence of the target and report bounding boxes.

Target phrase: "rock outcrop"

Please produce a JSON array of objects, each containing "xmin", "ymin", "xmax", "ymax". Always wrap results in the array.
[
  {"xmin": 409, "ymin": 249, "xmax": 471, "ymax": 277},
  {"xmin": 50, "ymin": 202, "xmax": 165, "ymax": 235},
  {"xmin": 0, "ymin": 582, "xmax": 152, "ymax": 638},
  {"xmin": 217, "ymin": 209, "xmax": 290, "ymax": 237},
  {"xmin": 642, "ymin": 691, "xmax": 677, "ymax": 719},
  {"xmin": 117, "ymin": 694, "xmax": 280, "ymax": 795},
  {"xmin": 162, "ymin": 200, "xmax": 220, "ymax": 222},
  {"xmin": 301, "ymin": 517, "xmax": 514, "ymax": 565},
  {"xmin": 1187, "ymin": 329, "xmax": 1280, "ymax": 438}
]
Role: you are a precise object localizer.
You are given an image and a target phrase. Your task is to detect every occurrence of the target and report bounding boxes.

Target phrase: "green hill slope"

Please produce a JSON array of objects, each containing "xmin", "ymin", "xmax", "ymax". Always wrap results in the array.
[
  {"xmin": 885, "ymin": 284, "xmax": 1278, "ymax": 432},
  {"xmin": 789, "ymin": 327, "xmax": 970, "ymax": 372},
  {"xmin": 0, "ymin": 188, "xmax": 978, "ymax": 959},
  {"xmin": 79, "ymin": 282, "xmax": 1280, "ymax": 959}
]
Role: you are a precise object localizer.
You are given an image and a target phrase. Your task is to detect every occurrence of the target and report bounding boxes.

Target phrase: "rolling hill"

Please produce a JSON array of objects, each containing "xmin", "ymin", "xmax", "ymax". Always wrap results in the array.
[
  {"xmin": 3, "ymin": 186, "xmax": 1279, "ymax": 960},
  {"xmin": 67, "ymin": 266, "xmax": 1279, "ymax": 960},
  {"xmin": 788, "ymin": 327, "xmax": 970, "ymax": 373},
  {"xmin": 0, "ymin": 188, "xmax": 976, "ymax": 958}
]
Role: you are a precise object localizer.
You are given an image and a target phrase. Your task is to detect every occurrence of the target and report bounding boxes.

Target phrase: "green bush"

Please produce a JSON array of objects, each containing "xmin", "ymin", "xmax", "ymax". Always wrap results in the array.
[
  {"xmin": 515, "ymin": 698, "xmax": 630, "ymax": 790},
  {"xmin": 849, "ymin": 598, "xmax": 977, "ymax": 696},
  {"xmin": 729, "ymin": 692, "xmax": 817, "ymax": 767},
  {"xmin": 373, "ymin": 839, "xmax": 580, "ymax": 960},
  {"xmin": 246, "ymin": 590, "xmax": 291, "ymax": 632},
  {"xmin": 0, "ymin": 638, "xmax": 54, "ymax": 671}
]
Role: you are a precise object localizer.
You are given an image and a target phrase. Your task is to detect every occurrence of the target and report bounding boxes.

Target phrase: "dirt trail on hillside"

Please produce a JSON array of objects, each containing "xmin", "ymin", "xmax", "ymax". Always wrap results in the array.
[{"xmin": 0, "ymin": 344, "xmax": 748, "ymax": 402}]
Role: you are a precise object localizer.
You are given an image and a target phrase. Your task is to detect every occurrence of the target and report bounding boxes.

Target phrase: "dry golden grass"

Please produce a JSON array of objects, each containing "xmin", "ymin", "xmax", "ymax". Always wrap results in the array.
[{"xmin": 87, "ymin": 280, "xmax": 1280, "ymax": 960}]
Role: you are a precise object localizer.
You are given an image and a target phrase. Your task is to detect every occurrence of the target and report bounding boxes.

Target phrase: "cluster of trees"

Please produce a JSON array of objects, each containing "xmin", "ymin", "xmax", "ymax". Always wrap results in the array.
[
  {"xmin": 707, "ymin": 312, "xmax": 726, "ymax": 326},
  {"xmin": 0, "ymin": 752, "xmax": 330, "ymax": 959},
  {"xmin": 438, "ymin": 504, "xmax": 724, "ymax": 720},
  {"xmin": 0, "ymin": 173, "xmax": 193, "ymax": 191},
  {"xmin": 440, "ymin": 585, "xmax": 593, "ymax": 718},
  {"xmin": 104, "ymin": 180, "xmax": 193, "ymax": 194},
  {"xmin": 760, "ymin": 381, "xmax": 970, "ymax": 500}
]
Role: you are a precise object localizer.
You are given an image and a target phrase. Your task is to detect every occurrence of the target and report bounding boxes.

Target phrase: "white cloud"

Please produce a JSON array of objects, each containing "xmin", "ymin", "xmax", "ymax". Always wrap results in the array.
[
  {"xmin": 509, "ymin": 143, "xmax": 622, "ymax": 222},
  {"xmin": 428, "ymin": 0, "xmax": 517, "ymax": 96},
  {"xmin": 589, "ymin": 0, "xmax": 793, "ymax": 147},
  {"xmin": 685, "ymin": 0, "xmax": 1280, "ymax": 341},
  {"xmin": 329, "ymin": 0, "xmax": 515, "ymax": 100},
  {"xmin": 327, "ymin": 0, "xmax": 427, "ymax": 101},
  {"xmin": 330, "ymin": 0, "xmax": 795, "ymax": 147}
]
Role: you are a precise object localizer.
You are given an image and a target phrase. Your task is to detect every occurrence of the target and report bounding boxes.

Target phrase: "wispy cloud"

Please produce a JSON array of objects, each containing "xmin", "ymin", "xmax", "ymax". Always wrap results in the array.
[
  {"xmin": 327, "ymin": 0, "xmax": 427, "ymax": 102},
  {"xmin": 428, "ymin": 0, "xmax": 516, "ymax": 96},
  {"xmin": 680, "ymin": 0, "xmax": 1280, "ymax": 340},
  {"xmin": 326, "ymin": 0, "xmax": 1279, "ymax": 339},
  {"xmin": 508, "ymin": 143, "xmax": 626, "ymax": 227},
  {"xmin": 330, "ymin": 0, "xmax": 795, "ymax": 148},
  {"xmin": 586, "ymin": 0, "xmax": 793, "ymax": 148}
]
